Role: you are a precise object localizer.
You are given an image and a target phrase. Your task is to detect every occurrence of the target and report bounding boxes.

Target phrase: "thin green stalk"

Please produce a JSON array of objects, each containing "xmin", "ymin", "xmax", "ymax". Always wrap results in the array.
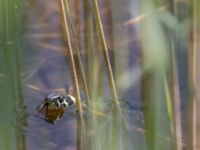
[
  {"xmin": 170, "ymin": 47, "xmax": 182, "ymax": 150},
  {"xmin": 110, "ymin": 0, "xmax": 130, "ymax": 96},
  {"xmin": 64, "ymin": 0, "xmax": 90, "ymax": 106},
  {"xmin": 139, "ymin": 1, "xmax": 172, "ymax": 150},
  {"xmin": 163, "ymin": 75, "xmax": 173, "ymax": 124},
  {"xmin": 74, "ymin": 0, "xmax": 80, "ymax": 39},
  {"xmin": 91, "ymin": 35, "xmax": 102, "ymax": 100},
  {"xmin": 105, "ymin": 0, "xmax": 115, "ymax": 79},
  {"xmin": 187, "ymin": 1, "xmax": 198, "ymax": 149},
  {"xmin": 76, "ymin": 114, "xmax": 86, "ymax": 150},
  {"xmin": 0, "ymin": 0, "xmax": 26, "ymax": 149},
  {"xmin": 59, "ymin": 0, "xmax": 82, "ymax": 113},
  {"xmin": 91, "ymin": 0, "xmax": 120, "ymax": 106},
  {"xmin": 83, "ymin": 0, "xmax": 93, "ymax": 97},
  {"xmin": 187, "ymin": 37, "xmax": 196, "ymax": 150}
]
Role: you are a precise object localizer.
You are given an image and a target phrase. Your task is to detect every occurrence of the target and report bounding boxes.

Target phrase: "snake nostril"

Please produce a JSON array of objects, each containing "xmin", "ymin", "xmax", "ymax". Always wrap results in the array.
[
  {"xmin": 54, "ymin": 102, "xmax": 59, "ymax": 107},
  {"xmin": 61, "ymin": 103, "xmax": 67, "ymax": 108}
]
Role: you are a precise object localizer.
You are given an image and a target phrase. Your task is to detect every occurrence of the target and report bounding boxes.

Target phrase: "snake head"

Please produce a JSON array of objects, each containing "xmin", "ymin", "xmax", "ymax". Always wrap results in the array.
[{"xmin": 36, "ymin": 97, "xmax": 50, "ymax": 113}]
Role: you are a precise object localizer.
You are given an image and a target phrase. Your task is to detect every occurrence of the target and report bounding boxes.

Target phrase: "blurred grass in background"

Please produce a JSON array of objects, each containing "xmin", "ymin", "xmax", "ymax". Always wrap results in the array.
[
  {"xmin": 0, "ymin": 0, "xmax": 26, "ymax": 149},
  {"xmin": 1, "ymin": 0, "xmax": 200, "ymax": 150}
]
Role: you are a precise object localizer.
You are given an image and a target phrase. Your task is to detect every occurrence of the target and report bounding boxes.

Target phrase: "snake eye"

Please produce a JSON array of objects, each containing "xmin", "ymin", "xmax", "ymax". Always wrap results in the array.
[{"xmin": 58, "ymin": 97, "xmax": 64, "ymax": 103}]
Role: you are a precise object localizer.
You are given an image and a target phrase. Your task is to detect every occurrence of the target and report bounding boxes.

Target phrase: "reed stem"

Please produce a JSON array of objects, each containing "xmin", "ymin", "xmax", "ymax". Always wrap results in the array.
[
  {"xmin": 91, "ymin": 0, "xmax": 120, "ymax": 106},
  {"xmin": 0, "ymin": 0, "xmax": 26, "ymax": 149},
  {"xmin": 59, "ymin": 0, "xmax": 82, "ymax": 113},
  {"xmin": 64, "ymin": 0, "xmax": 91, "ymax": 106},
  {"xmin": 187, "ymin": 1, "xmax": 198, "ymax": 149}
]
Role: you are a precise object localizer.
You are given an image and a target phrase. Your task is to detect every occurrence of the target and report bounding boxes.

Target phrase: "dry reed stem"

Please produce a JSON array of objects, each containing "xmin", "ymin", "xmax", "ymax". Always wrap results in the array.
[
  {"xmin": 64, "ymin": 0, "xmax": 90, "ymax": 106},
  {"xmin": 171, "ymin": 47, "xmax": 182, "ymax": 150},
  {"xmin": 92, "ymin": 0, "xmax": 120, "ymax": 107},
  {"xmin": 59, "ymin": 0, "xmax": 82, "ymax": 113},
  {"xmin": 187, "ymin": 1, "xmax": 197, "ymax": 148}
]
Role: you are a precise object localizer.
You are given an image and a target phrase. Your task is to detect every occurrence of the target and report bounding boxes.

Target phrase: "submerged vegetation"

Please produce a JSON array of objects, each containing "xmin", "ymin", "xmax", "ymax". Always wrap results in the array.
[{"xmin": 0, "ymin": 0, "xmax": 200, "ymax": 150}]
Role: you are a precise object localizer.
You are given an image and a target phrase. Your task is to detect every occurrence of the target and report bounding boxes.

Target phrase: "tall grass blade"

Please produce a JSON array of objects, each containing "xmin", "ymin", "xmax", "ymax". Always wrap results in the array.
[
  {"xmin": 91, "ymin": 0, "xmax": 120, "ymax": 106},
  {"xmin": 163, "ymin": 75, "xmax": 173, "ymax": 127},
  {"xmin": 187, "ymin": 0, "xmax": 199, "ymax": 149},
  {"xmin": 83, "ymin": 0, "xmax": 93, "ymax": 95},
  {"xmin": 104, "ymin": 0, "xmax": 115, "ymax": 80},
  {"xmin": 109, "ymin": 0, "xmax": 129, "ymax": 95},
  {"xmin": 64, "ymin": 0, "xmax": 90, "ymax": 105},
  {"xmin": 59, "ymin": 0, "xmax": 82, "ymax": 113},
  {"xmin": 170, "ymin": 48, "xmax": 182, "ymax": 150},
  {"xmin": 139, "ymin": 1, "xmax": 171, "ymax": 150},
  {"xmin": 0, "ymin": 0, "xmax": 26, "ymax": 149}
]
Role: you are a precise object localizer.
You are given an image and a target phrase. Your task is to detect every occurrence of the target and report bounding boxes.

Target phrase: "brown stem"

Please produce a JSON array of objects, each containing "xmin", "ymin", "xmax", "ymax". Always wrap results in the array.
[
  {"xmin": 59, "ymin": 0, "xmax": 82, "ymax": 113},
  {"xmin": 92, "ymin": 0, "xmax": 120, "ymax": 106}
]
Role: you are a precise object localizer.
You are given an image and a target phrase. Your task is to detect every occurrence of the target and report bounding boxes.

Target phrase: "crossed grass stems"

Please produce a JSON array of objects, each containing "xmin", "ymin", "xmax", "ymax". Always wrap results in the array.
[{"xmin": 1, "ymin": 0, "xmax": 199, "ymax": 150}]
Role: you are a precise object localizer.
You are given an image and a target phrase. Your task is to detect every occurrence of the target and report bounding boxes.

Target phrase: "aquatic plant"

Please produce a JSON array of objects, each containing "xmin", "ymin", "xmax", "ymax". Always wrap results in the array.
[{"xmin": 1, "ymin": 0, "xmax": 199, "ymax": 150}]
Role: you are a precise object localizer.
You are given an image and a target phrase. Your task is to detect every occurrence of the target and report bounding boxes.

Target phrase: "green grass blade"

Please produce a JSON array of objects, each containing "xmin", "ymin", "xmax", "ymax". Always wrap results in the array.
[
  {"xmin": 64, "ymin": 0, "xmax": 91, "ymax": 105},
  {"xmin": 91, "ymin": 0, "xmax": 120, "ymax": 107},
  {"xmin": 0, "ymin": 0, "xmax": 26, "ymax": 149},
  {"xmin": 59, "ymin": 0, "xmax": 82, "ymax": 113}
]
